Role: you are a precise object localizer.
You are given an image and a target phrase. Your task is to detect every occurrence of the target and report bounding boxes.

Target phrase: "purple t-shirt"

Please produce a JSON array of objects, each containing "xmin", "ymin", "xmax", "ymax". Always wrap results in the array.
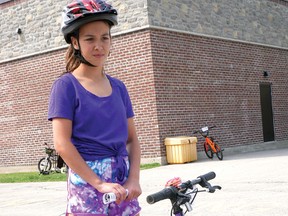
[{"xmin": 48, "ymin": 73, "xmax": 134, "ymax": 161}]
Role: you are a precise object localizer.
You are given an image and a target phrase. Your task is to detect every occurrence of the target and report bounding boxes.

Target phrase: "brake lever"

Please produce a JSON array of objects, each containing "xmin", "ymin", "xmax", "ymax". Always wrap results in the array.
[
  {"xmin": 198, "ymin": 174, "xmax": 221, "ymax": 193},
  {"xmin": 214, "ymin": 185, "xmax": 222, "ymax": 190},
  {"xmin": 208, "ymin": 185, "xmax": 222, "ymax": 193}
]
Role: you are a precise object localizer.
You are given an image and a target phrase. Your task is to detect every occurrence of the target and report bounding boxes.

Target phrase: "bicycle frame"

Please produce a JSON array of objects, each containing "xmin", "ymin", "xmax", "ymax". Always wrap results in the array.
[
  {"xmin": 205, "ymin": 137, "xmax": 217, "ymax": 152},
  {"xmin": 170, "ymin": 188, "xmax": 198, "ymax": 216}
]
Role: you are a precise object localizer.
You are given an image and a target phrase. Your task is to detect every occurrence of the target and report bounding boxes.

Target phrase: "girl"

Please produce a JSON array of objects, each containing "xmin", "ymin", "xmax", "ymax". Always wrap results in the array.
[{"xmin": 48, "ymin": 0, "xmax": 142, "ymax": 215}]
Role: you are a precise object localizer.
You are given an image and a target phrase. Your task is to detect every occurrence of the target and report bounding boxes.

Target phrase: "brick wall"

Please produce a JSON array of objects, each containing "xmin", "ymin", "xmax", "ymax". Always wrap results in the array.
[
  {"xmin": 106, "ymin": 30, "xmax": 161, "ymax": 159},
  {"xmin": 1, "ymin": 0, "xmax": 287, "ymax": 166},
  {"xmin": 0, "ymin": 29, "xmax": 160, "ymax": 166},
  {"xmin": 149, "ymin": 30, "xmax": 288, "ymax": 154},
  {"xmin": 0, "ymin": 50, "xmax": 66, "ymax": 166},
  {"xmin": 2, "ymin": 28, "xmax": 287, "ymax": 166}
]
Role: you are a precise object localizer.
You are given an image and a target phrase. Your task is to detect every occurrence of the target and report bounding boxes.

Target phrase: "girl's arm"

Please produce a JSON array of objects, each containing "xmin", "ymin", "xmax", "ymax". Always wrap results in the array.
[
  {"xmin": 52, "ymin": 118, "xmax": 127, "ymax": 202},
  {"xmin": 124, "ymin": 117, "xmax": 142, "ymax": 200}
]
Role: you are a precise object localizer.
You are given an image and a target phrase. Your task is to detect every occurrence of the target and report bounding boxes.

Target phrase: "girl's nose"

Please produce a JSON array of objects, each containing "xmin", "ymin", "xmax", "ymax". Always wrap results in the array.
[{"xmin": 94, "ymin": 42, "xmax": 103, "ymax": 50}]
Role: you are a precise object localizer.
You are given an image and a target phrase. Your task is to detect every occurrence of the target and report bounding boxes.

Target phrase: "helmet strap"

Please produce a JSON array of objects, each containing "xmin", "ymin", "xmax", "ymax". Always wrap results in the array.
[{"xmin": 73, "ymin": 35, "xmax": 97, "ymax": 68}]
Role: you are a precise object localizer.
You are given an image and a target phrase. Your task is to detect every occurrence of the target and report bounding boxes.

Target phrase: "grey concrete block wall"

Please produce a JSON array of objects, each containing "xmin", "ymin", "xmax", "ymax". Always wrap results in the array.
[
  {"xmin": 0, "ymin": 0, "xmax": 287, "ymax": 62},
  {"xmin": 0, "ymin": 0, "xmax": 149, "ymax": 61},
  {"xmin": 0, "ymin": 0, "xmax": 70, "ymax": 60},
  {"xmin": 147, "ymin": 0, "xmax": 288, "ymax": 48}
]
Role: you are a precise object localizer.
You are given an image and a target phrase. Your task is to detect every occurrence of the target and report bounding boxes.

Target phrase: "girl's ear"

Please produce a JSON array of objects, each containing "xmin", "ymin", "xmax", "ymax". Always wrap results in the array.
[{"xmin": 71, "ymin": 36, "xmax": 79, "ymax": 50}]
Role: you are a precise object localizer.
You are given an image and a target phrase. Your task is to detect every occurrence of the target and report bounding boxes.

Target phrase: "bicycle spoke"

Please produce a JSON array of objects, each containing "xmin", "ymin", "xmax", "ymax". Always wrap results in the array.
[
  {"xmin": 204, "ymin": 143, "xmax": 213, "ymax": 159},
  {"xmin": 215, "ymin": 144, "xmax": 223, "ymax": 160}
]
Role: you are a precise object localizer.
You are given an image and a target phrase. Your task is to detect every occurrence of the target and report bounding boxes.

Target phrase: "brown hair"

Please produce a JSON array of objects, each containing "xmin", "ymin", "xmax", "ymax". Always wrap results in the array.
[{"xmin": 65, "ymin": 45, "xmax": 81, "ymax": 72}]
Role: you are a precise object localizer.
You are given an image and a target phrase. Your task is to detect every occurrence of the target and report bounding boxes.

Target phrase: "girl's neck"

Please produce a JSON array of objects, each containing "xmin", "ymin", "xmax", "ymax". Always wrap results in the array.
[{"xmin": 73, "ymin": 64, "xmax": 106, "ymax": 81}]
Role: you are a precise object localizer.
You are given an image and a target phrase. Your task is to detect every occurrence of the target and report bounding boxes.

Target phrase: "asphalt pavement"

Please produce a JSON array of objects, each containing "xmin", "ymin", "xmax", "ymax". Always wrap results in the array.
[{"xmin": 0, "ymin": 147, "xmax": 288, "ymax": 216}]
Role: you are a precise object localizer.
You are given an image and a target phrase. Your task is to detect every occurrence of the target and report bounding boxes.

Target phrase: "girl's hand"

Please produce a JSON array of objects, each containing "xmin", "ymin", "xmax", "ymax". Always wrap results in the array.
[
  {"xmin": 123, "ymin": 178, "xmax": 142, "ymax": 201},
  {"xmin": 96, "ymin": 182, "xmax": 127, "ymax": 204}
]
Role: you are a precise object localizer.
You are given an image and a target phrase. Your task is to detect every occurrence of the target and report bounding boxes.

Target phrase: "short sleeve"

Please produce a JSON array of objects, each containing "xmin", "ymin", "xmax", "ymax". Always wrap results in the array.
[
  {"xmin": 48, "ymin": 78, "xmax": 76, "ymax": 121},
  {"xmin": 121, "ymin": 83, "xmax": 134, "ymax": 118}
]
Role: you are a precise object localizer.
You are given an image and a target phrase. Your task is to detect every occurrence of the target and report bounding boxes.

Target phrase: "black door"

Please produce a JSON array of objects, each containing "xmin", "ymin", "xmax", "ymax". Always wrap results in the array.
[{"xmin": 259, "ymin": 83, "xmax": 275, "ymax": 142}]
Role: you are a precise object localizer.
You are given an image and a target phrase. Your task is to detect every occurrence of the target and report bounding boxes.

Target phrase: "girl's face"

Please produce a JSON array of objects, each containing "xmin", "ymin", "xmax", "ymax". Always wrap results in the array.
[{"xmin": 72, "ymin": 21, "xmax": 111, "ymax": 68}]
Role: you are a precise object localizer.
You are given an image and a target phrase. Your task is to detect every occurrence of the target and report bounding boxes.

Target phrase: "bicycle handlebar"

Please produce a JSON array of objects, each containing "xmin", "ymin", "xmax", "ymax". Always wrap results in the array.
[
  {"xmin": 146, "ymin": 186, "xmax": 178, "ymax": 204},
  {"xmin": 193, "ymin": 125, "xmax": 216, "ymax": 134},
  {"xmin": 198, "ymin": 171, "xmax": 215, "ymax": 182},
  {"xmin": 146, "ymin": 172, "xmax": 218, "ymax": 204}
]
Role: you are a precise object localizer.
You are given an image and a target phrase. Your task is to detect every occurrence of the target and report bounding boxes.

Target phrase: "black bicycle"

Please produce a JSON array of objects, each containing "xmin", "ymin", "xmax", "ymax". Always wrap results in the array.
[
  {"xmin": 146, "ymin": 172, "xmax": 221, "ymax": 216},
  {"xmin": 38, "ymin": 142, "xmax": 67, "ymax": 174}
]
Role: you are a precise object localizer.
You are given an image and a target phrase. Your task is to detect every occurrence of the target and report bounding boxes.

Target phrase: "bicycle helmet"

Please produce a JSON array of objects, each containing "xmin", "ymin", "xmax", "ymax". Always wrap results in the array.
[{"xmin": 61, "ymin": 0, "xmax": 118, "ymax": 44}]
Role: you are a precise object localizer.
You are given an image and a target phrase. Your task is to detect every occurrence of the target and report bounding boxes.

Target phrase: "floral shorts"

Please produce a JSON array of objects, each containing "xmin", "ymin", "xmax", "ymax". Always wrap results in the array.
[{"xmin": 66, "ymin": 157, "xmax": 141, "ymax": 216}]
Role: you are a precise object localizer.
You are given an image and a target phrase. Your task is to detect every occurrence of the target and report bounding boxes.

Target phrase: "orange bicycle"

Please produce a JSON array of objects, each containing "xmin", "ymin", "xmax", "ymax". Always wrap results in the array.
[{"xmin": 193, "ymin": 126, "xmax": 224, "ymax": 160}]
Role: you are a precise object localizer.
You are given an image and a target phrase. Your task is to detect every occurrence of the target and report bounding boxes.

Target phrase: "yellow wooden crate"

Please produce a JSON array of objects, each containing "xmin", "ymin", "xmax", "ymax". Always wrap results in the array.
[{"xmin": 165, "ymin": 136, "xmax": 197, "ymax": 164}]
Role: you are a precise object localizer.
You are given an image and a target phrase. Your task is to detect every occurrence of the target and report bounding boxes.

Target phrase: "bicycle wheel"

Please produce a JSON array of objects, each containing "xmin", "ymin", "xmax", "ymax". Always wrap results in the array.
[
  {"xmin": 38, "ymin": 158, "xmax": 52, "ymax": 173},
  {"xmin": 204, "ymin": 142, "xmax": 213, "ymax": 159},
  {"xmin": 215, "ymin": 143, "xmax": 223, "ymax": 160},
  {"xmin": 60, "ymin": 164, "xmax": 68, "ymax": 174}
]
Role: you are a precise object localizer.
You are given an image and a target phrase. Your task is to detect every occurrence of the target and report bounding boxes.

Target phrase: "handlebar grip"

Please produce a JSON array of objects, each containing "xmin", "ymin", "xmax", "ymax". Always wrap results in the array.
[
  {"xmin": 198, "ymin": 172, "xmax": 216, "ymax": 181},
  {"xmin": 146, "ymin": 187, "xmax": 177, "ymax": 204}
]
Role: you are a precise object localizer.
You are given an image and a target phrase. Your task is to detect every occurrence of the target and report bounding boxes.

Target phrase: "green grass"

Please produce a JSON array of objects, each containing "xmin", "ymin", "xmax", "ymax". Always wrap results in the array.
[
  {"xmin": 0, "ymin": 172, "xmax": 67, "ymax": 183},
  {"xmin": 0, "ymin": 163, "xmax": 161, "ymax": 183},
  {"xmin": 140, "ymin": 163, "xmax": 161, "ymax": 170}
]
